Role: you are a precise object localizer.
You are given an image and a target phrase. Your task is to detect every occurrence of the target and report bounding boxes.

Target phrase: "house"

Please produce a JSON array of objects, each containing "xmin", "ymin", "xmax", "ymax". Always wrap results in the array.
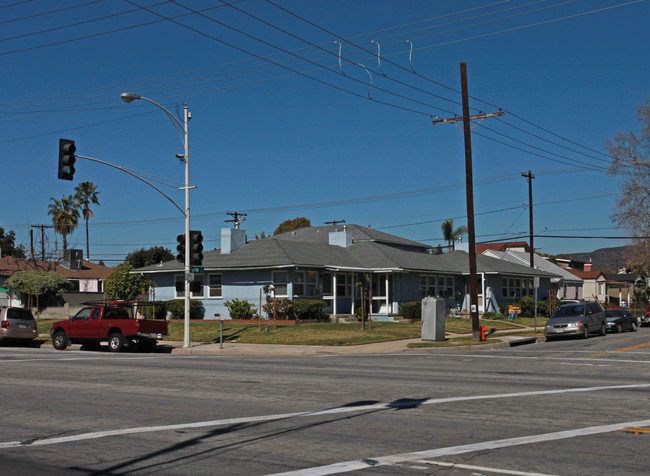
[
  {"xmin": 0, "ymin": 253, "xmax": 114, "ymax": 312},
  {"xmin": 480, "ymin": 249, "xmax": 584, "ymax": 301},
  {"xmin": 476, "ymin": 241, "xmax": 531, "ymax": 254},
  {"xmin": 602, "ymin": 272, "xmax": 644, "ymax": 306},
  {"xmin": 134, "ymin": 225, "xmax": 556, "ymax": 321}
]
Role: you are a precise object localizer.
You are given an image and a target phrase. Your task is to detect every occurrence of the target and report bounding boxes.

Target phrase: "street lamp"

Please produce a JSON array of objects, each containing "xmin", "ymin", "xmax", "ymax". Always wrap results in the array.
[{"xmin": 121, "ymin": 92, "xmax": 193, "ymax": 348}]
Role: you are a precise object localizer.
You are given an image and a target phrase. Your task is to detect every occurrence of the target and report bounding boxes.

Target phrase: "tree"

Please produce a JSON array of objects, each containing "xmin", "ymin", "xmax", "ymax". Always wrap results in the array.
[
  {"xmin": 4, "ymin": 270, "xmax": 70, "ymax": 311},
  {"xmin": 607, "ymin": 97, "xmax": 650, "ymax": 269},
  {"xmin": 48, "ymin": 194, "xmax": 80, "ymax": 250},
  {"xmin": 0, "ymin": 227, "xmax": 26, "ymax": 258},
  {"xmin": 105, "ymin": 264, "xmax": 149, "ymax": 301},
  {"xmin": 125, "ymin": 246, "xmax": 175, "ymax": 268},
  {"xmin": 74, "ymin": 182, "xmax": 100, "ymax": 261},
  {"xmin": 441, "ymin": 218, "xmax": 467, "ymax": 251},
  {"xmin": 273, "ymin": 217, "xmax": 311, "ymax": 235}
]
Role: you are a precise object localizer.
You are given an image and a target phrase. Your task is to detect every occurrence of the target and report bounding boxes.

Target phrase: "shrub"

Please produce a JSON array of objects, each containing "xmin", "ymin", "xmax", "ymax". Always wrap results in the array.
[
  {"xmin": 224, "ymin": 299, "xmax": 257, "ymax": 320},
  {"xmin": 294, "ymin": 299, "xmax": 328, "ymax": 321},
  {"xmin": 482, "ymin": 311, "xmax": 505, "ymax": 320},
  {"xmin": 166, "ymin": 299, "xmax": 205, "ymax": 319},
  {"xmin": 262, "ymin": 298, "xmax": 294, "ymax": 320},
  {"xmin": 399, "ymin": 301, "xmax": 422, "ymax": 320},
  {"xmin": 139, "ymin": 301, "xmax": 167, "ymax": 319}
]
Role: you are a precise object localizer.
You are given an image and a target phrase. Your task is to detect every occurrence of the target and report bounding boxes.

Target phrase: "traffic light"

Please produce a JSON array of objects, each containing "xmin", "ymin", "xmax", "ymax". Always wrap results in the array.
[
  {"xmin": 189, "ymin": 230, "xmax": 204, "ymax": 266},
  {"xmin": 58, "ymin": 138, "xmax": 76, "ymax": 181},
  {"xmin": 176, "ymin": 234, "xmax": 186, "ymax": 263}
]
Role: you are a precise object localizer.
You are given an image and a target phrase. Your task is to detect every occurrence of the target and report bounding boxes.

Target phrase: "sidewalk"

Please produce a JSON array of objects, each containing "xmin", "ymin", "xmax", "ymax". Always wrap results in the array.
[{"xmin": 165, "ymin": 329, "xmax": 542, "ymax": 356}]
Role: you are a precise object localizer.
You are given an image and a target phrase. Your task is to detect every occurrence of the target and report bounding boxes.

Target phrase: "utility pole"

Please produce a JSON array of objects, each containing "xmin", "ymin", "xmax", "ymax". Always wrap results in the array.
[
  {"xmin": 31, "ymin": 225, "xmax": 54, "ymax": 261},
  {"xmin": 324, "ymin": 220, "xmax": 346, "ymax": 226},
  {"xmin": 522, "ymin": 171, "xmax": 535, "ymax": 268},
  {"xmin": 432, "ymin": 63, "xmax": 504, "ymax": 342},
  {"xmin": 225, "ymin": 211, "xmax": 247, "ymax": 229}
]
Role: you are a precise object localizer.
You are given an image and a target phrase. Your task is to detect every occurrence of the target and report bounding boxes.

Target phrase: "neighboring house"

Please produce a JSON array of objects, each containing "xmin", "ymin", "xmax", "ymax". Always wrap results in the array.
[
  {"xmin": 568, "ymin": 263, "xmax": 608, "ymax": 303},
  {"xmin": 135, "ymin": 225, "xmax": 556, "ymax": 321},
  {"xmin": 0, "ymin": 254, "xmax": 113, "ymax": 308},
  {"xmin": 476, "ymin": 241, "xmax": 531, "ymax": 254},
  {"xmin": 481, "ymin": 249, "xmax": 584, "ymax": 301},
  {"xmin": 602, "ymin": 272, "xmax": 644, "ymax": 307}
]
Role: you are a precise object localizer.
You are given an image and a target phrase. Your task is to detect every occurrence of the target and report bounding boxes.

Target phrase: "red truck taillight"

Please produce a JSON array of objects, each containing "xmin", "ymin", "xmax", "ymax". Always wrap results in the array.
[{"xmin": 1, "ymin": 321, "xmax": 10, "ymax": 329}]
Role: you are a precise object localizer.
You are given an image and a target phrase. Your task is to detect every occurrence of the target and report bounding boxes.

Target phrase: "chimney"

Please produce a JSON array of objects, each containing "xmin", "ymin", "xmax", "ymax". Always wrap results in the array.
[
  {"xmin": 221, "ymin": 228, "xmax": 247, "ymax": 254},
  {"xmin": 584, "ymin": 262, "xmax": 592, "ymax": 272},
  {"xmin": 329, "ymin": 227, "xmax": 352, "ymax": 248}
]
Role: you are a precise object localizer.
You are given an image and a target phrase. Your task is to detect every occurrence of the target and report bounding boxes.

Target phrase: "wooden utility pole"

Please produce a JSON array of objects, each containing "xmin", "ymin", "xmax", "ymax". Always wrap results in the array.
[
  {"xmin": 522, "ymin": 171, "xmax": 535, "ymax": 267},
  {"xmin": 31, "ymin": 225, "xmax": 54, "ymax": 261},
  {"xmin": 432, "ymin": 63, "xmax": 504, "ymax": 341}
]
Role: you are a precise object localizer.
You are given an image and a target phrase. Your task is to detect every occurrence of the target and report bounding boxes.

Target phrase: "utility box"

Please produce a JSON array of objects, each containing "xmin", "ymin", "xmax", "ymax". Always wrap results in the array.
[{"xmin": 421, "ymin": 297, "xmax": 446, "ymax": 341}]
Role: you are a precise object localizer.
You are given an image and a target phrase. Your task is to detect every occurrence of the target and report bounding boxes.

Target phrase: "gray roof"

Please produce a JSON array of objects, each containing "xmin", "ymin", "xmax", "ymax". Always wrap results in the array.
[
  {"xmin": 272, "ymin": 224, "xmax": 432, "ymax": 250},
  {"xmin": 483, "ymin": 250, "xmax": 581, "ymax": 283},
  {"xmin": 136, "ymin": 226, "xmax": 554, "ymax": 278}
]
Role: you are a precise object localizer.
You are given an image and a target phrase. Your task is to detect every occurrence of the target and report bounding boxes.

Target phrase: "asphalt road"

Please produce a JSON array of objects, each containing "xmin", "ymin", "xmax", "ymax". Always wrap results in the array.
[{"xmin": 1, "ymin": 329, "xmax": 649, "ymax": 475}]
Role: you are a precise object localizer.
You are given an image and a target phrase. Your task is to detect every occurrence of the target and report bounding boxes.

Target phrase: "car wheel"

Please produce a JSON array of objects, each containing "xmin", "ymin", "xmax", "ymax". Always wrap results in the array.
[
  {"xmin": 52, "ymin": 331, "xmax": 68, "ymax": 350},
  {"xmin": 600, "ymin": 322, "xmax": 606, "ymax": 336},
  {"xmin": 582, "ymin": 325, "xmax": 589, "ymax": 339},
  {"xmin": 631, "ymin": 321, "xmax": 638, "ymax": 332},
  {"xmin": 108, "ymin": 333, "xmax": 125, "ymax": 352},
  {"xmin": 616, "ymin": 323, "xmax": 623, "ymax": 333}
]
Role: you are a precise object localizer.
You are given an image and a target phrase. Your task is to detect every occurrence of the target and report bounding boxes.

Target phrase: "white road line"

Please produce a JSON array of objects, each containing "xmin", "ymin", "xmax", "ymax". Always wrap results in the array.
[
  {"xmin": 266, "ymin": 419, "xmax": 650, "ymax": 476},
  {"xmin": 418, "ymin": 460, "xmax": 557, "ymax": 476},
  {"xmin": 0, "ymin": 383, "xmax": 647, "ymax": 450}
]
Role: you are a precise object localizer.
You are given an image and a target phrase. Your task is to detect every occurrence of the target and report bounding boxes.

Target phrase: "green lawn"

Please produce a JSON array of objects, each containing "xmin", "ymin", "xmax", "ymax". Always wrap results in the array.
[{"xmin": 35, "ymin": 315, "xmax": 547, "ymax": 347}]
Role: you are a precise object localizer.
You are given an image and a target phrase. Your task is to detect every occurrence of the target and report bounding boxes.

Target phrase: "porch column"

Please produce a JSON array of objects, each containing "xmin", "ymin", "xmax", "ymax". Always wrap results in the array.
[
  {"xmin": 385, "ymin": 274, "xmax": 390, "ymax": 313},
  {"xmin": 332, "ymin": 273, "xmax": 337, "ymax": 315}
]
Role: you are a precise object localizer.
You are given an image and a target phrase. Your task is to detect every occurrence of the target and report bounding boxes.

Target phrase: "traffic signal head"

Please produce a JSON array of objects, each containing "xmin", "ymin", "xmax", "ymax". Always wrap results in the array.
[
  {"xmin": 58, "ymin": 138, "xmax": 76, "ymax": 181},
  {"xmin": 176, "ymin": 234, "xmax": 186, "ymax": 263},
  {"xmin": 189, "ymin": 230, "xmax": 204, "ymax": 266}
]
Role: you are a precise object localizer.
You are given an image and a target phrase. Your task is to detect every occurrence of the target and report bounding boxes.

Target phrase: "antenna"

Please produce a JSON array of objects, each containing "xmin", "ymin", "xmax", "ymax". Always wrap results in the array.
[{"xmin": 225, "ymin": 211, "xmax": 247, "ymax": 229}]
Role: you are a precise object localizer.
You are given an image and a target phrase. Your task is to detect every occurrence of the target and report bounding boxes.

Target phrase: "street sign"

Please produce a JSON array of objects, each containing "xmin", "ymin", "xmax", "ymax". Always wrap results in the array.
[{"xmin": 190, "ymin": 266, "xmax": 204, "ymax": 273}]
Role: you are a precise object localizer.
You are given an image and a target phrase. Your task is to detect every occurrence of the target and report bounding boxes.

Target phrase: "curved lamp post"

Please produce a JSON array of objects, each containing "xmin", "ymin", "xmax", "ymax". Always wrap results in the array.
[{"xmin": 121, "ymin": 92, "xmax": 193, "ymax": 348}]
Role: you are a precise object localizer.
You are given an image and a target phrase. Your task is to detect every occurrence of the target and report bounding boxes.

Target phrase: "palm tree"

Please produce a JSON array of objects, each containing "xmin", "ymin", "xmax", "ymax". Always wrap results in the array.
[
  {"xmin": 74, "ymin": 182, "xmax": 100, "ymax": 260},
  {"xmin": 441, "ymin": 218, "xmax": 468, "ymax": 252},
  {"xmin": 48, "ymin": 195, "xmax": 80, "ymax": 250}
]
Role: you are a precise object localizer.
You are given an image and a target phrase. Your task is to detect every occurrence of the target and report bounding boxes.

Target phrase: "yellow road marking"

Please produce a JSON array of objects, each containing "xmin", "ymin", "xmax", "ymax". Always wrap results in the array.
[
  {"xmin": 585, "ymin": 342, "xmax": 650, "ymax": 359},
  {"xmin": 622, "ymin": 427, "xmax": 650, "ymax": 435}
]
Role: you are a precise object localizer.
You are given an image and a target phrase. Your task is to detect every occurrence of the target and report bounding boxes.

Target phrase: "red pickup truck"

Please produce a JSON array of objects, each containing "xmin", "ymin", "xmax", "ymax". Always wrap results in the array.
[{"xmin": 50, "ymin": 304, "xmax": 168, "ymax": 352}]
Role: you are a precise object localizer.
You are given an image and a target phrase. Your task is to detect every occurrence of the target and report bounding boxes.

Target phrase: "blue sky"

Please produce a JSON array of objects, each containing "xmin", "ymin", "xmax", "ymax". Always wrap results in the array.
[{"xmin": 1, "ymin": 0, "xmax": 648, "ymax": 264}]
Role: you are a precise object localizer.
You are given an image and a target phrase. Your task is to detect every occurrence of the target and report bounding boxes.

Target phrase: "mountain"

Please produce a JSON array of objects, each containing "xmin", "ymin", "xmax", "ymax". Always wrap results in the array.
[{"xmin": 562, "ymin": 245, "xmax": 630, "ymax": 272}]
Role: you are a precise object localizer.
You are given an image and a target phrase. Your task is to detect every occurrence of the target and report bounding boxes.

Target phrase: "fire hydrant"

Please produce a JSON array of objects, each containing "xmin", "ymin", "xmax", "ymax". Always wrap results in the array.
[{"xmin": 480, "ymin": 325, "xmax": 487, "ymax": 341}]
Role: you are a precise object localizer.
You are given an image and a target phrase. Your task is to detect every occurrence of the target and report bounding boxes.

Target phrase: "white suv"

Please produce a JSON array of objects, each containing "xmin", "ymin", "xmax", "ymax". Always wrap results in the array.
[{"xmin": 0, "ymin": 307, "xmax": 38, "ymax": 343}]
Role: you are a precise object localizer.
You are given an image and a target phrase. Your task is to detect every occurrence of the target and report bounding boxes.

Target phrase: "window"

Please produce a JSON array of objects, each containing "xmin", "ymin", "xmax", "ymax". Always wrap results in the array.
[
  {"xmin": 208, "ymin": 273, "xmax": 222, "ymax": 298},
  {"xmin": 336, "ymin": 273, "xmax": 351, "ymax": 297},
  {"xmin": 322, "ymin": 272, "xmax": 332, "ymax": 295},
  {"xmin": 272, "ymin": 271, "xmax": 288, "ymax": 297},
  {"xmin": 175, "ymin": 274, "xmax": 204, "ymax": 298},
  {"xmin": 502, "ymin": 276, "xmax": 534, "ymax": 299},
  {"xmin": 306, "ymin": 271, "xmax": 318, "ymax": 296},
  {"xmin": 294, "ymin": 272, "xmax": 305, "ymax": 296},
  {"xmin": 191, "ymin": 274, "xmax": 204, "ymax": 297},
  {"xmin": 293, "ymin": 271, "xmax": 319, "ymax": 297},
  {"xmin": 420, "ymin": 275, "xmax": 454, "ymax": 298}
]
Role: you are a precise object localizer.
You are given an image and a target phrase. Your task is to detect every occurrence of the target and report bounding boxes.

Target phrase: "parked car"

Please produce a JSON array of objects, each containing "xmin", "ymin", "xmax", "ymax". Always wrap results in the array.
[
  {"xmin": 545, "ymin": 301, "xmax": 606, "ymax": 340},
  {"xmin": 642, "ymin": 306, "xmax": 650, "ymax": 327},
  {"xmin": 0, "ymin": 307, "xmax": 38, "ymax": 343},
  {"xmin": 605, "ymin": 309, "xmax": 638, "ymax": 333}
]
